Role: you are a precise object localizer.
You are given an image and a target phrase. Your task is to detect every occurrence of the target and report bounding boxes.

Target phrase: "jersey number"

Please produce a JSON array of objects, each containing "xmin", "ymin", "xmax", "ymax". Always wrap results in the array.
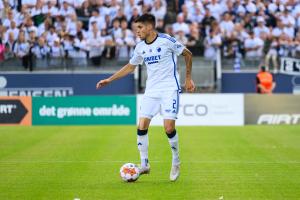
[{"xmin": 172, "ymin": 99, "xmax": 177, "ymax": 109}]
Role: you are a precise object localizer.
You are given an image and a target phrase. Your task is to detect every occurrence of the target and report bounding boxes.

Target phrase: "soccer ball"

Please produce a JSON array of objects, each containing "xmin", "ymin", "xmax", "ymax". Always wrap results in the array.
[{"xmin": 120, "ymin": 163, "xmax": 140, "ymax": 182}]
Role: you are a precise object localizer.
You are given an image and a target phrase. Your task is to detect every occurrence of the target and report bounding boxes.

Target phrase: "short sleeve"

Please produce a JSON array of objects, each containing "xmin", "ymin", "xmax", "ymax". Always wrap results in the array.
[
  {"xmin": 129, "ymin": 47, "xmax": 143, "ymax": 65},
  {"xmin": 169, "ymin": 37, "xmax": 185, "ymax": 56}
]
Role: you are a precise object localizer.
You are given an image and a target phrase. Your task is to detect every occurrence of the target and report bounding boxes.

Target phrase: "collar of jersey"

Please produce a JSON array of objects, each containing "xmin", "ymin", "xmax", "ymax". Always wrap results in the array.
[{"xmin": 144, "ymin": 33, "xmax": 158, "ymax": 45}]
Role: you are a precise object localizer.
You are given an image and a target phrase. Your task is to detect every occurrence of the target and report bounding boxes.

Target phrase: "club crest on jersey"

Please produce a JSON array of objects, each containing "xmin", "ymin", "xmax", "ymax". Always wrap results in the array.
[
  {"xmin": 176, "ymin": 44, "xmax": 182, "ymax": 49},
  {"xmin": 157, "ymin": 47, "xmax": 161, "ymax": 52},
  {"xmin": 149, "ymin": 49, "xmax": 152, "ymax": 53}
]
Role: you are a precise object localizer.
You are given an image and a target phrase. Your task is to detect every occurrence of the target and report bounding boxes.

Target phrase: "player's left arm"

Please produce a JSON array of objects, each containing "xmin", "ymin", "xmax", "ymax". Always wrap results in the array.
[{"xmin": 181, "ymin": 48, "xmax": 195, "ymax": 92}]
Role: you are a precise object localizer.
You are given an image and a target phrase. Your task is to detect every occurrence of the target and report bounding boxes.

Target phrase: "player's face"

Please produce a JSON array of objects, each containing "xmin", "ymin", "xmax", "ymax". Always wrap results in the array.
[{"xmin": 135, "ymin": 22, "xmax": 152, "ymax": 40}]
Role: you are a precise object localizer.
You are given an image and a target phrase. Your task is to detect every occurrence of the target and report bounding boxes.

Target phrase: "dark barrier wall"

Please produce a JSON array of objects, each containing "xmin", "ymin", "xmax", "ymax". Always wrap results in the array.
[
  {"xmin": 222, "ymin": 73, "xmax": 294, "ymax": 93},
  {"xmin": 0, "ymin": 73, "xmax": 134, "ymax": 96}
]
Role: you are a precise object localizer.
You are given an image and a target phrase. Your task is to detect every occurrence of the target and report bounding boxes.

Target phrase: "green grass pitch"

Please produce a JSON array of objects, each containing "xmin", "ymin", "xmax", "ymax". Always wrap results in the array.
[{"xmin": 0, "ymin": 125, "xmax": 299, "ymax": 200}]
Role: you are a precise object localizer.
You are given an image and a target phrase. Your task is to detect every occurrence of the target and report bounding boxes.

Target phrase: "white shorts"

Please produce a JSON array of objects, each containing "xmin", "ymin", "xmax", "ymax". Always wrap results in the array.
[{"xmin": 139, "ymin": 90, "xmax": 180, "ymax": 120}]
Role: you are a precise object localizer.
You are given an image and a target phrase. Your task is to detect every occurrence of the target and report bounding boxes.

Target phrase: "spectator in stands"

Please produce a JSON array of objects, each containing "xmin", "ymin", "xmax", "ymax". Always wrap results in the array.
[
  {"xmin": 3, "ymin": 9, "xmax": 15, "ymax": 29},
  {"xmin": 204, "ymin": 29, "xmax": 222, "ymax": 60},
  {"xmin": 46, "ymin": 25, "xmax": 58, "ymax": 46},
  {"xmin": 278, "ymin": 33, "xmax": 294, "ymax": 57},
  {"xmin": 66, "ymin": 13, "xmax": 77, "ymax": 36},
  {"xmin": 13, "ymin": 31, "xmax": 32, "ymax": 70},
  {"xmin": 186, "ymin": 25, "xmax": 202, "ymax": 56},
  {"xmin": 114, "ymin": 8, "xmax": 127, "ymax": 23},
  {"xmin": 87, "ymin": 21, "xmax": 105, "ymax": 65},
  {"xmin": 265, "ymin": 37, "xmax": 279, "ymax": 73},
  {"xmin": 0, "ymin": 0, "xmax": 4, "ymax": 19},
  {"xmin": 59, "ymin": 0, "xmax": 75, "ymax": 18},
  {"xmin": 172, "ymin": 14, "xmax": 190, "ymax": 36},
  {"xmin": 48, "ymin": 37, "xmax": 64, "ymax": 68},
  {"xmin": 242, "ymin": 13, "xmax": 255, "ymax": 33},
  {"xmin": 28, "ymin": 29, "xmax": 37, "ymax": 48},
  {"xmin": 272, "ymin": 19, "xmax": 285, "ymax": 38},
  {"xmin": 201, "ymin": 8, "xmax": 216, "ymax": 37},
  {"xmin": 187, "ymin": 5, "xmax": 204, "ymax": 24},
  {"xmin": 175, "ymin": 30, "xmax": 188, "ymax": 46},
  {"xmin": 4, "ymin": 31, "xmax": 16, "ymax": 60},
  {"xmin": 256, "ymin": 65, "xmax": 276, "ymax": 94},
  {"xmin": 115, "ymin": 19, "xmax": 135, "ymax": 59},
  {"xmin": 164, "ymin": 24, "xmax": 173, "ymax": 36},
  {"xmin": 206, "ymin": 0, "xmax": 223, "ymax": 22},
  {"xmin": 107, "ymin": 0, "xmax": 121, "ymax": 21},
  {"xmin": 31, "ymin": 36, "xmax": 50, "ymax": 68},
  {"xmin": 73, "ymin": 31, "xmax": 88, "ymax": 66},
  {"xmin": 220, "ymin": 12, "xmax": 234, "ymax": 39},
  {"xmin": 280, "ymin": 8, "xmax": 295, "ymax": 39},
  {"xmin": 151, "ymin": 0, "xmax": 166, "ymax": 22},
  {"xmin": 89, "ymin": 9, "xmax": 106, "ymax": 32},
  {"xmin": 244, "ymin": 0, "xmax": 257, "ymax": 14},
  {"xmin": 22, "ymin": 0, "xmax": 36, "ymax": 9},
  {"xmin": 31, "ymin": 36, "xmax": 50, "ymax": 59},
  {"xmin": 42, "ymin": 0, "xmax": 59, "ymax": 17},
  {"xmin": 110, "ymin": 18, "xmax": 121, "ymax": 39},
  {"xmin": 156, "ymin": 18, "xmax": 165, "ymax": 33},
  {"xmin": 76, "ymin": 0, "xmax": 91, "ymax": 18},
  {"xmin": 254, "ymin": 17, "xmax": 270, "ymax": 39},
  {"xmin": 124, "ymin": 0, "xmax": 139, "ymax": 21},
  {"xmin": 128, "ymin": 6, "xmax": 140, "ymax": 30},
  {"xmin": 16, "ymin": 5, "xmax": 29, "ymax": 26},
  {"xmin": 25, "ymin": 18, "xmax": 38, "ymax": 37},
  {"xmin": 49, "ymin": 38, "xmax": 65, "ymax": 58},
  {"xmin": 294, "ymin": 33, "xmax": 300, "ymax": 58},
  {"xmin": 0, "ymin": 0, "xmax": 299, "ymax": 71},
  {"xmin": 185, "ymin": 0, "xmax": 204, "ymax": 19},
  {"xmin": 244, "ymin": 31, "xmax": 264, "ymax": 59},
  {"xmin": 31, "ymin": 0, "xmax": 44, "ymax": 26},
  {"xmin": 62, "ymin": 33, "xmax": 75, "ymax": 58},
  {"xmin": 6, "ymin": 21, "xmax": 19, "ymax": 41},
  {"xmin": 0, "ymin": 38, "xmax": 5, "ymax": 62}
]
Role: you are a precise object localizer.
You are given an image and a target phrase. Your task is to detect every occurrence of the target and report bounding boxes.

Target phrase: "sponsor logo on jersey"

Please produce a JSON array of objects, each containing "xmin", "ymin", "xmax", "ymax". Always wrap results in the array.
[{"xmin": 144, "ymin": 55, "xmax": 161, "ymax": 65}]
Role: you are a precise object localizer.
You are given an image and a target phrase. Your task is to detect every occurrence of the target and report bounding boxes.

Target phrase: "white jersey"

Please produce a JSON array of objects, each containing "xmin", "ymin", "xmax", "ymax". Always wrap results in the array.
[{"xmin": 129, "ymin": 33, "xmax": 185, "ymax": 94}]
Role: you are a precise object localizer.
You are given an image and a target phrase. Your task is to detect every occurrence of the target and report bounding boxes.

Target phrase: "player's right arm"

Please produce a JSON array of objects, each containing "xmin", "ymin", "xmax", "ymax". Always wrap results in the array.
[{"xmin": 96, "ymin": 63, "xmax": 136, "ymax": 89}]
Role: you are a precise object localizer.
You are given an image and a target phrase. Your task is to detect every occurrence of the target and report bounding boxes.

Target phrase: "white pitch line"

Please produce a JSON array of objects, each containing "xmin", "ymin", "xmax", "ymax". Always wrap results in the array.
[{"xmin": 0, "ymin": 160, "xmax": 300, "ymax": 164}]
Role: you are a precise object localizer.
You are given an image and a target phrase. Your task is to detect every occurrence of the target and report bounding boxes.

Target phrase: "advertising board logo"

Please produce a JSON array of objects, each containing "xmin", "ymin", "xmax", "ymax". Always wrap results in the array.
[
  {"xmin": 0, "ymin": 97, "xmax": 32, "ymax": 125},
  {"xmin": 257, "ymin": 114, "xmax": 300, "ymax": 125},
  {"xmin": 0, "ymin": 76, "xmax": 73, "ymax": 97},
  {"xmin": 38, "ymin": 104, "xmax": 131, "ymax": 119},
  {"xmin": 181, "ymin": 104, "xmax": 208, "ymax": 116},
  {"xmin": 280, "ymin": 57, "xmax": 300, "ymax": 75}
]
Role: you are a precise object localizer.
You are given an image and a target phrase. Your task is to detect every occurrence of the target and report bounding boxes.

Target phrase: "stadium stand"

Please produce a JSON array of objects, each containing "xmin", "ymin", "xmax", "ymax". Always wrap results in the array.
[{"xmin": 0, "ymin": 0, "xmax": 299, "ymax": 73}]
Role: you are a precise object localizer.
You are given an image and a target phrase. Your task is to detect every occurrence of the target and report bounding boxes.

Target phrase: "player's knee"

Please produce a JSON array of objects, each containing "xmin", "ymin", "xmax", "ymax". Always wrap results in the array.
[
  {"xmin": 164, "ymin": 125, "xmax": 175, "ymax": 134},
  {"xmin": 138, "ymin": 119, "xmax": 150, "ymax": 130}
]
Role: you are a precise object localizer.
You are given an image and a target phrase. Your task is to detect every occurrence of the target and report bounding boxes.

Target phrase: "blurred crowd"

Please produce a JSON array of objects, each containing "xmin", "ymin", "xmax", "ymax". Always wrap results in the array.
[{"xmin": 0, "ymin": 0, "xmax": 300, "ymax": 71}]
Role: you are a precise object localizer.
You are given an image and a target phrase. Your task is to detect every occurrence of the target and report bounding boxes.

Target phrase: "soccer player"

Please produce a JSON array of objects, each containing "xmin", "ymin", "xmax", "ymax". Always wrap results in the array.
[{"xmin": 96, "ymin": 13, "xmax": 195, "ymax": 181}]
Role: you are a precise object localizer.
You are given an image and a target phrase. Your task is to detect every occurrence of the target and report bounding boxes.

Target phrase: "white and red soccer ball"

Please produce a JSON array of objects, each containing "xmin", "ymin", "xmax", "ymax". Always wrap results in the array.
[{"xmin": 120, "ymin": 163, "xmax": 140, "ymax": 182}]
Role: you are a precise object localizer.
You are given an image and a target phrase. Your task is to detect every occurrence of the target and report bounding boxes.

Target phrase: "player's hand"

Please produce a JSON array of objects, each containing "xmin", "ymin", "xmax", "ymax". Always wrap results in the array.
[
  {"xmin": 185, "ymin": 79, "xmax": 195, "ymax": 93},
  {"xmin": 96, "ymin": 79, "xmax": 111, "ymax": 89}
]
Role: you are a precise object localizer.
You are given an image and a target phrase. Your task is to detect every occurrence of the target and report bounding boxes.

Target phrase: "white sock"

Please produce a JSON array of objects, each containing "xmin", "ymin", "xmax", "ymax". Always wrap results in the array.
[
  {"xmin": 167, "ymin": 131, "xmax": 180, "ymax": 166},
  {"xmin": 137, "ymin": 129, "xmax": 149, "ymax": 168}
]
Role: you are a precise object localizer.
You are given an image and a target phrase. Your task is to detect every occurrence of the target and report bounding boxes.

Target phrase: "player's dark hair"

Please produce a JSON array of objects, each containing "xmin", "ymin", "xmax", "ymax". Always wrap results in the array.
[{"xmin": 134, "ymin": 13, "xmax": 156, "ymax": 27}]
